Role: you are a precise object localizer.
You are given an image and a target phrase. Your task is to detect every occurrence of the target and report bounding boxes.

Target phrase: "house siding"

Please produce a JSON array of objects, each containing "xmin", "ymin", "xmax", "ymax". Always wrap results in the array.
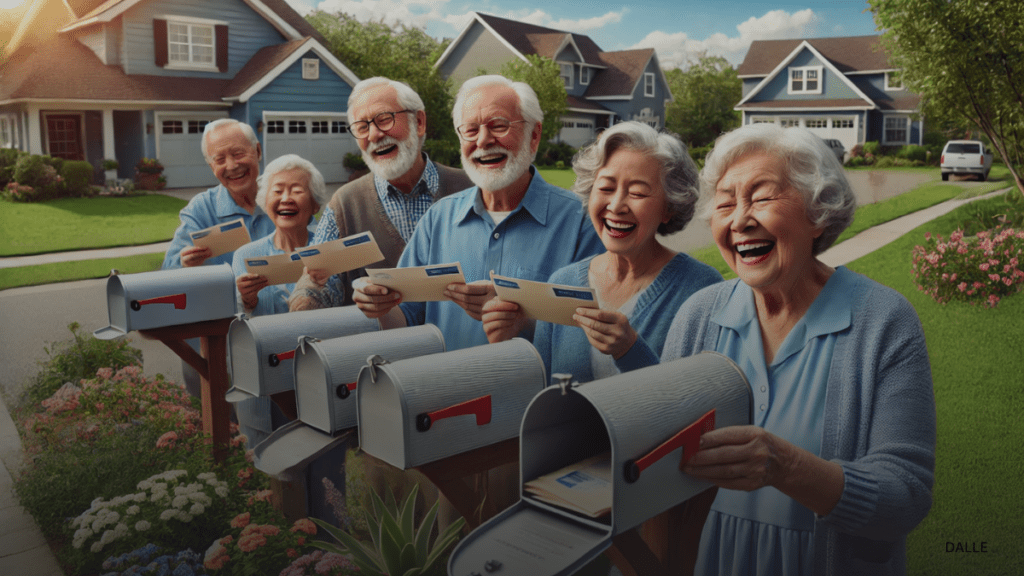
[
  {"xmin": 78, "ymin": 29, "xmax": 108, "ymax": 64},
  {"xmin": 120, "ymin": 0, "xmax": 284, "ymax": 77},
  {"xmin": 750, "ymin": 48, "xmax": 861, "ymax": 102},
  {"xmin": 437, "ymin": 20, "xmax": 519, "ymax": 88},
  {"xmin": 868, "ymin": 112, "xmax": 921, "ymax": 146},
  {"xmin": 742, "ymin": 78, "xmax": 762, "ymax": 98}
]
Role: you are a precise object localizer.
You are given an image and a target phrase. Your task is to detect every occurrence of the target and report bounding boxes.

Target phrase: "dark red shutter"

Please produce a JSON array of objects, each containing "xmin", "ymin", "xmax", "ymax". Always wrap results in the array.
[
  {"xmin": 153, "ymin": 19, "xmax": 168, "ymax": 67},
  {"xmin": 216, "ymin": 25, "xmax": 229, "ymax": 72}
]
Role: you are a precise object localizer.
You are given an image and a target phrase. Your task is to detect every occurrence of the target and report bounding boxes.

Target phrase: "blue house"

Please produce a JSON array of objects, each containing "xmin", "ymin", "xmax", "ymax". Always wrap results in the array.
[
  {"xmin": 435, "ymin": 12, "xmax": 673, "ymax": 149},
  {"xmin": 0, "ymin": 0, "xmax": 361, "ymax": 187},
  {"xmin": 735, "ymin": 35, "xmax": 922, "ymax": 154}
]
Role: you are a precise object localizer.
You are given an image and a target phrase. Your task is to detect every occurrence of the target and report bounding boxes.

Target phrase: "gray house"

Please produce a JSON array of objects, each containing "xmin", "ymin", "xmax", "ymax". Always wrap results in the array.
[
  {"xmin": 736, "ymin": 35, "xmax": 923, "ymax": 152},
  {"xmin": 435, "ymin": 12, "xmax": 673, "ymax": 148},
  {"xmin": 0, "ymin": 0, "xmax": 361, "ymax": 187}
]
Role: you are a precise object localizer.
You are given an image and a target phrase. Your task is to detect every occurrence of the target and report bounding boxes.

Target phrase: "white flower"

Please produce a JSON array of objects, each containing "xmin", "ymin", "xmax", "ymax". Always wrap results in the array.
[
  {"xmin": 114, "ymin": 523, "xmax": 129, "ymax": 538},
  {"xmin": 126, "ymin": 505, "xmax": 140, "ymax": 516},
  {"xmin": 190, "ymin": 493, "xmax": 212, "ymax": 507},
  {"xmin": 99, "ymin": 529, "xmax": 116, "ymax": 545},
  {"xmin": 73, "ymin": 527, "xmax": 93, "ymax": 541},
  {"xmin": 159, "ymin": 509, "xmax": 177, "ymax": 521},
  {"xmin": 189, "ymin": 503, "xmax": 205, "ymax": 516},
  {"xmin": 172, "ymin": 495, "xmax": 189, "ymax": 509},
  {"xmin": 133, "ymin": 493, "xmax": 147, "ymax": 502},
  {"xmin": 151, "ymin": 490, "xmax": 168, "ymax": 503},
  {"xmin": 91, "ymin": 518, "xmax": 105, "ymax": 532},
  {"xmin": 197, "ymin": 472, "xmax": 216, "ymax": 481},
  {"xmin": 215, "ymin": 486, "xmax": 229, "ymax": 498},
  {"xmin": 91, "ymin": 497, "xmax": 105, "ymax": 507},
  {"xmin": 174, "ymin": 486, "xmax": 188, "ymax": 496},
  {"xmin": 177, "ymin": 511, "xmax": 193, "ymax": 523},
  {"xmin": 137, "ymin": 480, "xmax": 153, "ymax": 491},
  {"xmin": 90, "ymin": 541, "xmax": 104, "ymax": 553},
  {"xmin": 135, "ymin": 520, "xmax": 151, "ymax": 532}
]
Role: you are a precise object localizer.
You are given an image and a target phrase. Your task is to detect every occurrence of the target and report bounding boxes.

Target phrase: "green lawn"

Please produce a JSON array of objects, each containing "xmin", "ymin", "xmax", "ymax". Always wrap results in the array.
[
  {"xmin": 537, "ymin": 168, "xmax": 577, "ymax": 190},
  {"xmin": 0, "ymin": 195, "xmax": 186, "ymax": 257},
  {"xmin": 0, "ymin": 254, "xmax": 165, "ymax": 291}
]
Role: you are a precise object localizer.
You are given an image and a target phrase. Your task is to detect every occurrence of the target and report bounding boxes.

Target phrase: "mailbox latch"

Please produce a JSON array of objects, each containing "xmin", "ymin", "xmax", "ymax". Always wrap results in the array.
[
  {"xmin": 365, "ymin": 354, "xmax": 388, "ymax": 384},
  {"xmin": 552, "ymin": 373, "xmax": 576, "ymax": 395}
]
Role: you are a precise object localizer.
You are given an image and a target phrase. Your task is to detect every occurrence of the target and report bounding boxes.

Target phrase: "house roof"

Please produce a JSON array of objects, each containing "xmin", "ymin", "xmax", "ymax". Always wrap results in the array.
[
  {"xmin": 585, "ymin": 48, "xmax": 655, "ymax": 98},
  {"xmin": 474, "ymin": 12, "xmax": 605, "ymax": 66},
  {"xmin": 737, "ymin": 35, "xmax": 892, "ymax": 77},
  {"xmin": 566, "ymin": 94, "xmax": 611, "ymax": 113},
  {"xmin": 65, "ymin": 0, "xmax": 111, "ymax": 18},
  {"xmin": 876, "ymin": 93, "xmax": 922, "ymax": 111},
  {"xmin": 223, "ymin": 38, "xmax": 306, "ymax": 98}
]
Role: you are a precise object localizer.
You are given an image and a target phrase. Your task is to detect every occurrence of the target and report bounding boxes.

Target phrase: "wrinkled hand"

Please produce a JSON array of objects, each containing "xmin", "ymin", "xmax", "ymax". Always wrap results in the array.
[
  {"xmin": 181, "ymin": 245, "xmax": 213, "ymax": 267},
  {"xmin": 352, "ymin": 277, "xmax": 402, "ymax": 319},
  {"xmin": 304, "ymin": 267, "xmax": 331, "ymax": 287},
  {"xmin": 444, "ymin": 280, "xmax": 496, "ymax": 321},
  {"xmin": 681, "ymin": 425, "xmax": 791, "ymax": 492},
  {"xmin": 572, "ymin": 307, "xmax": 638, "ymax": 360},
  {"xmin": 481, "ymin": 298, "xmax": 529, "ymax": 343},
  {"xmin": 236, "ymin": 273, "xmax": 268, "ymax": 310}
]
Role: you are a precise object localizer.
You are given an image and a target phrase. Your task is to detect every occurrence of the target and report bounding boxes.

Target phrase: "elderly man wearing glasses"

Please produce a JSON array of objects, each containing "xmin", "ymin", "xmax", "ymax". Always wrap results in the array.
[
  {"xmin": 352, "ymin": 75, "xmax": 603, "ymax": 351},
  {"xmin": 289, "ymin": 77, "xmax": 472, "ymax": 310}
]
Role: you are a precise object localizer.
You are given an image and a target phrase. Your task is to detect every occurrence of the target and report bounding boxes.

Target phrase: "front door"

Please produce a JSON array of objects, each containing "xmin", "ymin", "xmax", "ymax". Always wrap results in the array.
[{"xmin": 46, "ymin": 114, "xmax": 85, "ymax": 161}]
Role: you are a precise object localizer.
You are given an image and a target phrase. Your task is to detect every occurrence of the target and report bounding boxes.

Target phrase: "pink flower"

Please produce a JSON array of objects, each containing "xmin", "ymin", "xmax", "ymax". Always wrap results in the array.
[
  {"xmin": 237, "ymin": 533, "xmax": 267, "ymax": 552},
  {"xmin": 156, "ymin": 431, "xmax": 178, "ymax": 449},
  {"xmin": 958, "ymin": 282, "xmax": 968, "ymax": 292},
  {"xmin": 291, "ymin": 519, "xmax": 317, "ymax": 535},
  {"xmin": 1004, "ymin": 277, "xmax": 1013, "ymax": 286},
  {"xmin": 258, "ymin": 524, "xmax": 280, "ymax": 536},
  {"xmin": 255, "ymin": 489, "xmax": 273, "ymax": 503},
  {"xmin": 979, "ymin": 263, "xmax": 990, "ymax": 271},
  {"xmin": 989, "ymin": 274, "xmax": 1000, "ymax": 282},
  {"xmin": 230, "ymin": 512, "xmax": 251, "ymax": 529}
]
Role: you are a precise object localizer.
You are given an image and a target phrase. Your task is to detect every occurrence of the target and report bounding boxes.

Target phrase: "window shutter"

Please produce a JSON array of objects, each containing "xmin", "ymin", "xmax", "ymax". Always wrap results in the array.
[
  {"xmin": 153, "ymin": 19, "xmax": 168, "ymax": 67},
  {"xmin": 216, "ymin": 25, "xmax": 229, "ymax": 72}
]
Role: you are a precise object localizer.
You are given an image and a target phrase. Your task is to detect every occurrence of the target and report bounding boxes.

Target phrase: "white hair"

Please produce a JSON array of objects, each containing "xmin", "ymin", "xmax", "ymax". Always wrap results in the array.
[
  {"xmin": 201, "ymin": 119, "xmax": 259, "ymax": 162},
  {"xmin": 255, "ymin": 154, "xmax": 330, "ymax": 213},
  {"xmin": 348, "ymin": 77, "xmax": 425, "ymax": 113},
  {"xmin": 452, "ymin": 75, "xmax": 543, "ymax": 133}
]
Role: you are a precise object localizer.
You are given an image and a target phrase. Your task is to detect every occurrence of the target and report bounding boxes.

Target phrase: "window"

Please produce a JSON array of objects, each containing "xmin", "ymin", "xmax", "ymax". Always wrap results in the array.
[
  {"xmin": 832, "ymin": 118, "xmax": 854, "ymax": 129},
  {"xmin": 805, "ymin": 118, "xmax": 828, "ymax": 129},
  {"xmin": 331, "ymin": 121, "xmax": 348, "ymax": 134},
  {"xmin": 311, "ymin": 121, "xmax": 329, "ymax": 134},
  {"xmin": 780, "ymin": 118, "xmax": 800, "ymax": 128},
  {"xmin": 884, "ymin": 116, "xmax": 909, "ymax": 144},
  {"xmin": 559, "ymin": 63, "xmax": 573, "ymax": 89},
  {"xmin": 168, "ymin": 22, "xmax": 214, "ymax": 66},
  {"xmin": 302, "ymin": 58, "xmax": 320, "ymax": 80},
  {"xmin": 562, "ymin": 120, "xmax": 574, "ymax": 128},
  {"xmin": 885, "ymin": 71, "xmax": 904, "ymax": 91},
  {"xmin": 580, "ymin": 66, "xmax": 590, "ymax": 85},
  {"xmin": 789, "ymin": 66, "xmax": 822, "ymax": 94},
  {"xmin": 162, "ymin": 120, "xmax": 183, "ymax": 134},
  {"xmin": 288, "ymin": 120, "xmax": 307, "ymax": 134},
  {"xmin": 751, "ymin": 117, "xmax": 775, "ymax": 124},
  {"xmin": 188, "ymin": 120, "xmax": 208, "ymax": 134},
  {"xmin": 0, "ymin": 117, "xmax": 11, "ymax": 148},
  {"xmin": 267, "ymin": 120, "xmax": 285, "ymax": 134},
  {"xmin": 644, "ymin": 73, "xmax": 655, "ymax": 97}
]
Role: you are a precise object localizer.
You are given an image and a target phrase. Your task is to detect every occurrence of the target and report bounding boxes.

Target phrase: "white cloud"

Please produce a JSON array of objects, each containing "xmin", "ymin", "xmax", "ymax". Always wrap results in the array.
[{"xmin": 632, "ymin": 9, "xmax": 820, "ymax": 69}]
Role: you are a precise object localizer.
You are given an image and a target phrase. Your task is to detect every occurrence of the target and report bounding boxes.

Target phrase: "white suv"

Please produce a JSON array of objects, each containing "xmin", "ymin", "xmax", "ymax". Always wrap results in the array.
[{"xmin": 823, "ymin": 139, "xmax": 845, "ymax": 163}]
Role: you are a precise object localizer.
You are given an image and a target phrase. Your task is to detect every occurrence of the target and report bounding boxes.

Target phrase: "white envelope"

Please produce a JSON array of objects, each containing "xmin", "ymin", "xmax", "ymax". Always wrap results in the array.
[
  {"xmin": 296, "ymin": 232, "xmax": 385, "ymax": 277},
  {"xmin": 491, "ymin": 272, "xmax": 599, "ymax": 326},
  {"xmin": 244, "ymin": 252, "xmax": 304, "ymax": 285},
  {"xmin": 190, "ymin": 218, "xmax": 251, "ymax": 258},
  {"xmin": 368, "ymin": 263, "xmax": 465, "ymax": 302}
]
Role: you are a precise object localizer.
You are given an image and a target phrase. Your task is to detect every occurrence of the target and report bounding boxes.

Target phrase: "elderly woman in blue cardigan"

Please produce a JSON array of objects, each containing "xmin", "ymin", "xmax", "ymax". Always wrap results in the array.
[
  {"xmin": 658, "ymin": 123, "xmax": 935, "ymax": 575},
  {"xmin": 482, "ymin": 121, "xmax": 722, "ymax": 382}
]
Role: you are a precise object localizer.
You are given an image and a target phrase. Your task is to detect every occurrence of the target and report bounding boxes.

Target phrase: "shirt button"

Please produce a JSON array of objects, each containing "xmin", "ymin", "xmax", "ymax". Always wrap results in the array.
[
  {"xmin": 493, "ymin": 232, "xmax": 500, "ymax": 239},
  {"xmin": 760, "ymin": 386, "xmax": 767, "ymax": 392},
  {"xmin": 760, "ymin": 404, "xmax": 767, "ymax": 411}
]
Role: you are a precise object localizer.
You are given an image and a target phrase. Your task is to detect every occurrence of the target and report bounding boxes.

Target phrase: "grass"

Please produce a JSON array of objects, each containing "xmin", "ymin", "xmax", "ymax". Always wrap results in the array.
[
  {"xmin": 537, "ymin": 167, "xmax": 577, "ymax": 190},
  {"xmin": 0, "ymin": 195, "xmax": 186, "ymax": 257},
  {"xmin": 838, "ymin": 194, "xmax": 1024, "ymax": 576},
  {"xmin": 0, "ymin": 253, "xmax": 164, "ymax": 290}
]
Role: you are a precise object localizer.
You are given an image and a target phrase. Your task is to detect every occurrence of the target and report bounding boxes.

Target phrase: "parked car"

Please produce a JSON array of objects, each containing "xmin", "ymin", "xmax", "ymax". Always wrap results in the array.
[
  {"xmin": 941, "ymin": 140, "xmax": 993, "ymax": 181},
  {"xmin": 823, "ymin": 138, "xmax": 845, "ymax": 163}
]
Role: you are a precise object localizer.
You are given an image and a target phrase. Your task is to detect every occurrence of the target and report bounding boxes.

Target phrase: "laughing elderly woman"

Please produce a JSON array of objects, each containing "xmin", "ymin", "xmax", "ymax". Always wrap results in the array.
[
  {"xmin": 659, "ymin": 123, "xmax": 935, "ymax": 575},
  {"xmin": 482, "ymin": 121, "xmax": 721, "ymax": 381}
]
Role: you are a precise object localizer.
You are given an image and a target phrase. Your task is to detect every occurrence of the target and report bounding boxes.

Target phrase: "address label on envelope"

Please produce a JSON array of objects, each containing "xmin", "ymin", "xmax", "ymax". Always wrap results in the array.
[
  {"xmin": 296, "ymin": 232, "xmax": 386, "ymax": 277},
  {"xmin": 369, "ymin": 263, "xmax": 465, "ymax": 302},
  {"xmin": 190, "ymin": 218, "xmax": 251, "ymax": 258},
  {"xmin": 244, "ymin": 252, "xmax": 304, "ymax": 285},
  {"xmin": 491, "ymin": 272, "xmax": 599, "ymax": 326}
]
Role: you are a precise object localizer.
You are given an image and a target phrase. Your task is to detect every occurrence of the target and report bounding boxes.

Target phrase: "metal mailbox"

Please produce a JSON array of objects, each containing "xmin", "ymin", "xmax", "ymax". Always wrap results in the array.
[
  {"xmin": 94, "ymin": 264, "xmax": 236, "ymax": 340},
  {"xmin": 293, "ymin": 325, "xmax": 446, "ymax": 434},
  {"xmin": 226, "ymin": 306, "xmax": 379, "ymax": 402},
  {"xmin": 356, "ymin": 338, "xmax": 546, "ymax": 470},
  {"xmin": 449, "ymin": 352, "xmax": 752, "ymax": 576}
]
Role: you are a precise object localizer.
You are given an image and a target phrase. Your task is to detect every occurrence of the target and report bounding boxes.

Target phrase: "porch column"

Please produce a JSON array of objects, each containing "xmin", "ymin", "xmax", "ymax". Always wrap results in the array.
[
  {"xmin": 102, "ymin": 109, "xmax": 116, "ymax": 162},
  {"xmin": 27, "ymin": 105, "xmax": 43, "ymax": 155}
]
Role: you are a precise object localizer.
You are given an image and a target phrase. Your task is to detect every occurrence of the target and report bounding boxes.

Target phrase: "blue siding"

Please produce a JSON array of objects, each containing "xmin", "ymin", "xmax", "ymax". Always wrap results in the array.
[
  {"xmin": 121, "ymin": 0, "xmax": 284, "ymax": 77},
  {"xmin": 749, "ymin": 47, "xmax": 860, "ymax": 102},
  {"xmin": 742, "ymin": 78, "xmax": 761, "ymax": 98}
]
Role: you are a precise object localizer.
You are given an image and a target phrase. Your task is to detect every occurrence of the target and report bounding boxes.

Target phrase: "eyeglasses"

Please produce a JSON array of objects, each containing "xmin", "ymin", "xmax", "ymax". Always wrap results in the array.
[
  {"xmin": 350, "ymin": 110, "xmax": 414, "ymax": 139},
  {"xmin": 456, "ymin": 118, "xmax": 528, "ymax": 141}
]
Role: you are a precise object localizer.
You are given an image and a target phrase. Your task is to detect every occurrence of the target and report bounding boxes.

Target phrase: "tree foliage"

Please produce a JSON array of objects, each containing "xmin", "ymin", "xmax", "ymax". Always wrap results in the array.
[
  {"xmin": 869, "ymin": 0, "xmax": 1024, "ymax": 196},
  {"xmin": 664, "ymin": 55, "xmax": 742, "ymax": 148},
  {"xmin": 498, "ymin": 54, "xmax": 568, "ymax": 144},
  {"xmin": 305, "ymin": 11, "xmax": 456, "ymax": 144}
]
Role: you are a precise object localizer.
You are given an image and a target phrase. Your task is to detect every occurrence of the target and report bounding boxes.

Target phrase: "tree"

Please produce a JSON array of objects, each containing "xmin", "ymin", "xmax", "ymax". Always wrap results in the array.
[
  {"xmin": 498, "ymin": 55, "xmax": 568, "ymax": 144},
  {"xmin": 869, "ymin": 0, "xmax": 1024, "ymax": 196},
  {"xmin": 663, "ymin": 55, "xmax": 742, "ymax": 149},
  {"xmin": 305, "ymin": 11, "xmax": 457, "ymax": 145}
]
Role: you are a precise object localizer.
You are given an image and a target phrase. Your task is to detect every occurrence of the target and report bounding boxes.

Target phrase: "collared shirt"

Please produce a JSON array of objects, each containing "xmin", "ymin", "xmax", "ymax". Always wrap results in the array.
[
  {"xmin": 230, "ymin": 219, "xmax": 318, "ymax": 317},
  {"xmin": 162, "ymin": 184, "xmax": 276, "ymax": 269},
  {"xmin": 374, "ymin": 157, "xmax": 440, "ymax": 242},
  {"xmin": 398, "ymin": 166, "xmax": 604, "ymax": 352}
]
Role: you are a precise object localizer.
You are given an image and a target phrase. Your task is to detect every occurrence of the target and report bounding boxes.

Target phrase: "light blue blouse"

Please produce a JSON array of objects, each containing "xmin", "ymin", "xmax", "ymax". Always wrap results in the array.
[
  {"xmin": 230, "ymin": 221, "xmax": 317, "ymax": 317},
  {"xmin": 695, "ymin": 267, "xmax": 853, "ymax": 576}
]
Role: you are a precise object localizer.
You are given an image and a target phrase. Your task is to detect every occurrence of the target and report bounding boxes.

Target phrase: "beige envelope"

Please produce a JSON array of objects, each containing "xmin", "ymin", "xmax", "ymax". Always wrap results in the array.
[
  {"xmin": 244, "ymin": 252, "xmax": 304, "ymax": 285},
  {"xmin": 296, "ymin": 232, "xmax": 385, "ymax": 277},
  {"xmin": 190, "ymin": 218, "xmax": 251, "ymax": 257},
  {"xmin": 368, "ymin": 262, "xmax": 465, "ymax": 302},
  {"xmin": 491, "ymin": 272, "xmax": 598, "ymax": 326}
]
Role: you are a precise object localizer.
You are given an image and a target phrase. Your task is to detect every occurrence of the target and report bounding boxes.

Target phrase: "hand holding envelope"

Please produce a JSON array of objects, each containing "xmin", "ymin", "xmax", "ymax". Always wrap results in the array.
[
  {"xmin": 296, "ymin": 232, "xmax": 385, "ymax": 277},
  {"xmin": 244, "ymin": 252, "xmax": 305, "ymax": 285},
  {"xmin": 190, "ymin": 218, "xmax": 251, "ymax": 258},
  {"xmin": 368, "ymin": 263, "xmax": 465, "ymax": 302},
  {"xmin": 490, "ymin": 272, "xmax": 599, "ymax": 326}
]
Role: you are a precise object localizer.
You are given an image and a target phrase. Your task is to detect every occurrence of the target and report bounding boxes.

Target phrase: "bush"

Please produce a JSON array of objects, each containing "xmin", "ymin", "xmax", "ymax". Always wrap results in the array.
[
  {"xmin": 688, "ymin": 144, "xmax": 712, "ymax": 167},
  {"xmin": 1, "ymin": 181, "xmax": 41, "ymax": 202},
  {"xmin": 103, "ymin": 178, "xmax": 136, "ymax": 196},
  {"xmin": 874, "ymin": 156, "xmax": 895, "ymax": 168},
  {"xmin": 103, "ymin": 159, "xmax": 120, "ymax": 171},
  {"xmin": 135, "ymin": 158, "xmax": 164, "ymax": 174},
  {"xmin": 0, "ymin": 147, "xmax": 27, "ymax": 185},
  {"xmin": 862, "ymin": 141, "xmax": 881, "ymax": 156},
  {"xmin": 848, "ymin": 156, "xmax": 866, "ymax": 167},
  {"xmin": 912, "ymin": 227, "xmax": 1024, "ymax": 307},
  {"xmin": 421, "ymin": 139, "xmax": 461, "ymax": 167},
  {"xmin": 61, "ymin": 160, "xmax": 95, "ymax": 197},
  {"xmin": 341, "ymin": 152, "xmax": 367, "ymax": 173},
  {"xmin": 536, "ymin": 141, "xmax": 576, "ymax": 167},
  {"xmin": 13, "ymin": 154, "xmax": 63, "ymax": 197},
  {"xmin": 897, "ymin": 145, "xmax": 929, "ymax": 163}
]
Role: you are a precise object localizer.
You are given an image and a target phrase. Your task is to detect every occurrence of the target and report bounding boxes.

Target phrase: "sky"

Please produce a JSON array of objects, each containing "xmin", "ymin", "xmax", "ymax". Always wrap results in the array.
[{"xmin": 284, "ymin": 0, "xmax": 882, "ymax": 68}]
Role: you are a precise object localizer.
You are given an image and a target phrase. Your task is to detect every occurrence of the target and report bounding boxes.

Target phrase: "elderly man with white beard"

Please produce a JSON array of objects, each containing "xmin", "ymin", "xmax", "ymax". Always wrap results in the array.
[
  {"xmin": 288, "ymin": 77, "xmax": 472, "ymax": 310},
  {"xmin": 352, "ymin": 75, "xmax": 604, "ymax": 351}
]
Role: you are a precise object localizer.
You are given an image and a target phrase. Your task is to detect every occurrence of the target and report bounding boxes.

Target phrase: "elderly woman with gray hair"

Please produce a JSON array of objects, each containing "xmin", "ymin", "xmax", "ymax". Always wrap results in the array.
[
  {"xmin": 656, "ymin": 123, "xmax": 935, "ymax": 575},
  {"xmin": 482, "ymin": 121, "xmax": 722, "ymax": 381}
]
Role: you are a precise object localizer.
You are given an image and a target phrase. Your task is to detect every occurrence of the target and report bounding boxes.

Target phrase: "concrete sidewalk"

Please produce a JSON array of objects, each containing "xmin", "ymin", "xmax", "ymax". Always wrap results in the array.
[{"xmin": 0, "ymin": 186, "xmax": 1010, "ymax": 575}]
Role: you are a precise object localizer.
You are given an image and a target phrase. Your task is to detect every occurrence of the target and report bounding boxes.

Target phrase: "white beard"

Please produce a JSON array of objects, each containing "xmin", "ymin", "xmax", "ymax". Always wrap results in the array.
[
  {"xmin": 462, "ymin": 137, "xmax": 533, "ymax": 193},
  {"xmin": 362, "ymin": 131, "xmax": 420, "ymax": 182}
]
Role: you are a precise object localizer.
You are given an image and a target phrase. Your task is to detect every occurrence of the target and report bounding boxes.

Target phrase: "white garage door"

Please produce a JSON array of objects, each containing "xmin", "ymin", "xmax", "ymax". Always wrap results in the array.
[
  {"xmin": 802, "ymin": 117, "xmax": 858, "ymax": 154},
  {"xmin": 158, "ymin": 117, "xmax": 221, "ymax": 189},
  {"xmin": 263, "ymin": 116, "xmax": 358, "ymax": 184}
]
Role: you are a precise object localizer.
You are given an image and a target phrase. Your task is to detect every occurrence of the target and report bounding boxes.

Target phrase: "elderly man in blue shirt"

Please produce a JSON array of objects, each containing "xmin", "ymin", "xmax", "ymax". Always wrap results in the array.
[{"xmin": 352, "ymin": 75, "xmax": 603, "ymax": 351}]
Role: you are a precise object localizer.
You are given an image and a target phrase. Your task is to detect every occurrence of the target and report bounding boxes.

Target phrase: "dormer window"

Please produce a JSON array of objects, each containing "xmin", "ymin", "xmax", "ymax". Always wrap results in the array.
[
  {"xmin": 885, "ymin": 71, "xmax": 904, "ymax": 91},
  {"xmin": 154, "ymin": 16, "xmax": 228, "ymax": 72},
  {"xmin": 580, "ymin": 66, "xmax": 590, "ymax": 85},
  {"xmin": 644, "ymin": 73, "xmax": 655, "ymax": 97},
  {"xmin": 789, "ymin": 65, "xmax": 822, "ymax": 94},
  {"xmin": 559, "ymin": 63, "xmax": 573, "ymax": 89}
]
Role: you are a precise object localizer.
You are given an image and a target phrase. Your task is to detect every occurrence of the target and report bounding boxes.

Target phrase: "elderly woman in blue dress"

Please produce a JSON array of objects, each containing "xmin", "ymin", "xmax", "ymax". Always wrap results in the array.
[
  {"xmin": 230, "ymin": 154, "xmax": 330, "ymax": 447},
  {"xmin": 482, "ymin": 121, "xmax": 722, "ymax": 382},
  {"xmin": 659, "ymin": 123, "xmax": 935, "ymax": 575}
]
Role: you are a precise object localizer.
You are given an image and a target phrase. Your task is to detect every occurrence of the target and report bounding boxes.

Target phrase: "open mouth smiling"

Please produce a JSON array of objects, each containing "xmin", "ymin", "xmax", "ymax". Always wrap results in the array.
[
  {"xmin": 474, "ymin": 153, "xmax": 507, "ymax": 166},
  {"xmin": 604, "ymin": 219, "xmax": 636, "ymax": 237},
  {"xmin": 734, "ymin": 240, "xmax": 775, "ymax": 262},
  {"xmin": 373, "ymin": 144, "xmax": 397, "ymax": 157}
]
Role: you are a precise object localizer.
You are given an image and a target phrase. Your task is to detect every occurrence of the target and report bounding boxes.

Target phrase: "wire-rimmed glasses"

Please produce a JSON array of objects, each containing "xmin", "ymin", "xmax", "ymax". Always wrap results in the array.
[
  {"xmin": 350, "ymin": 110, "xmax": 414, "ymax": 139},
  {"xmin": 456, "ymin": 117, "xmax": 528, "ymax": 141}
]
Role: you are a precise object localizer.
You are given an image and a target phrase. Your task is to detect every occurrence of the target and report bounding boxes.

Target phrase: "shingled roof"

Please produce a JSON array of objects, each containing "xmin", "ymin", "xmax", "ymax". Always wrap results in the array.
[
  {"xmin": 737, "ymin": 36, "xmax": 893, "ymax": 77},
  {"xmin": 222, "ymin": 39, "xmax": 307, "ymax": 99},
  {"xmin": 475, "ymin": 12, "xmax": 605, "ymax": 66},
  {"xmin": 585, "ymin": 48, "xmax": 655, "ymax": 98}
]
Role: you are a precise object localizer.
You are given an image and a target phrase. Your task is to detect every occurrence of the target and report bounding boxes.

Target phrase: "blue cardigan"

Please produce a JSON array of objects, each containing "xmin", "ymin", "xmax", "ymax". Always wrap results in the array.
[
  {"xmin": 532, "ymin": 253, "xmax": 722, "ymax": 384},
  {"xmin": 661, "ymin": 269, "xmax": 936, "ymax": 576}
]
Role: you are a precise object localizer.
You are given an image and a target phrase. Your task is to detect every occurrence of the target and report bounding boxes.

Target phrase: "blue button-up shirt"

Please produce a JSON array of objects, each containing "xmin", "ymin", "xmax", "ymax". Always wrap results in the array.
[
  {"xmin": 397, "ymin": 167, "xmax": 604, "ymax": 351},
  {"xmin": 162, "ymin": 184, "xmax": 276, "ymax": 269},
  {"xmin": 375, "ymin": 158, "xmax": 440, "ymax": 242}
]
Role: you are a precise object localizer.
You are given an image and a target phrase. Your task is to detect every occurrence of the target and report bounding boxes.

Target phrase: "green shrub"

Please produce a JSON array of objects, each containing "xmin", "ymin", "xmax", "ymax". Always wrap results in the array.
[
  {"xmin": 874, "ymin": 156, "xmax": 895, "ymax": 168},
  {"xmin": 912, "ymin": 227, "xmax": 1024, "ymax": 308},
  {"xmin": 536, "ymin": 141, "xmax": 576, "ymax": 167},
  {"xmin": 342, "ymin": 152, "xmax": 368, "ymax": 172},
  {"xmin": 60, "ymin": 160, "xmax": 95, "ymax": 197},
  {"xmin": 862, "ymin": 141, "xmax": 881, "ymax": 156},
  {"xmin": 0, "ymin": 147, "xmax": 27, "ymax": 185},
  {"xmin": 102, "ymin": 159, "xmax": 119, "ymax": 171},
  {"xmin": 848, "ymin": 156, "xmax": 866, "ymax": 167},
  {"xmin": 422, "ymin": 138, "xmax": 461, "ymax": 167},
  {"xmin": 897, "ymin": 145, "xmax": 929, "ymax": 163}
]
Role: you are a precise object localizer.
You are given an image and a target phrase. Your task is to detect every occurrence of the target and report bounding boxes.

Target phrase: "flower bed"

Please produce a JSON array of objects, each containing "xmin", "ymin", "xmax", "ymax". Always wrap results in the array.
[{"xmin": 912, "ymin": 227, "xmax": 1024, "ymax": 307}]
